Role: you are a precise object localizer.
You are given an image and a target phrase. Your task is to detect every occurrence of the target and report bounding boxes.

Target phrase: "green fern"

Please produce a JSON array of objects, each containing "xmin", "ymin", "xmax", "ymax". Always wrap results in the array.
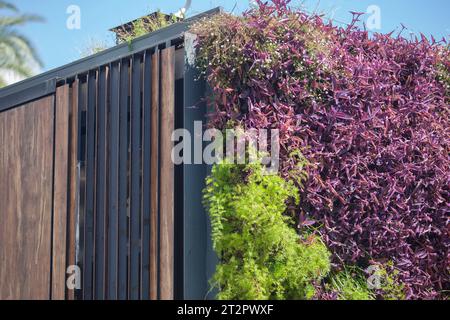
[
  {"xmin": 203, "ymin": 160, "xmax": 331, "ymax": 300},
  {"xmin": 329, "ymin": 267, "xmax": 375, "ymax": 300}
]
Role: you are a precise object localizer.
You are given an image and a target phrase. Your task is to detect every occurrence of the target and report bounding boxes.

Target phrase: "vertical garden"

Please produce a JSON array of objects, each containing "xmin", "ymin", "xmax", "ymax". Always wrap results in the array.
[{"xmin": 194, "ymin": 0, "xmax": 449, "ymax": 300}]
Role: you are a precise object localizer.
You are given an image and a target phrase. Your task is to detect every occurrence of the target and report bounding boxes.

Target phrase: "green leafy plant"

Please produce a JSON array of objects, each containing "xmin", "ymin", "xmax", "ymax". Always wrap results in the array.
[
  {"xmin": 374, "ymin": 263, "xmax": 406, "ymax": 300},
  {"xmin": 329, "ymin": 267, "xmax": 375, "ymax": 300},
  {"xmin": 436, "ymin": 44, "xmax": 450, "ymax": 99},
  {"xmin": 117, "ymin": 11, "xmax": 179, "ymax": 49},
  {"xmin": 317, "ymin": 263, "xmax": 406, "ymax": 300},
  {"xmin": 203, "ymin": 160, "xmax": 331, "ymax": 300},
  {"xmin": 78, "ymin": 37, "xmax": 110, "ymax": 58}
]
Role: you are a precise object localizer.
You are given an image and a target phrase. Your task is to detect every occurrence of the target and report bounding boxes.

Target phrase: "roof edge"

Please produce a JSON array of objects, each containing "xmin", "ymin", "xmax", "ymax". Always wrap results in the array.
[{"xmin": 0, "ymin": 7, "xmax": 222, "ymax": 111}]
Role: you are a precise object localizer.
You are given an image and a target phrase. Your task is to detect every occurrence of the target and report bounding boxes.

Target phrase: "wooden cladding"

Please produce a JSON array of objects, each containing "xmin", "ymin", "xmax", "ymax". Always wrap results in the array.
[
  {"xmin": 159, "ymin": 48, "xmax": 176, "ymax": 300},
  {"xmin": 0, "ymin": 91, "xmax": 77, "ymax": 300},
  {"xmin": 52, "ymin": 86, "xmax": 70, "ymax": 300},
  {"xmin": 0, "ymin": 9, "xmax": 223, "ymax": 300},
  {"xmin": 0, "ymin": 98, "xmax": 55, "ymax": 300},
  {"xmin": 52, "ymin": 84, "xmax": 79, "ymax": 300},
  {"xmin": 0, "ymin": 46, "xmax": 177, "ymax": 301},
  {"xmin": 78, "ymin": 46, "xmax": 176, "ymax": 300}
]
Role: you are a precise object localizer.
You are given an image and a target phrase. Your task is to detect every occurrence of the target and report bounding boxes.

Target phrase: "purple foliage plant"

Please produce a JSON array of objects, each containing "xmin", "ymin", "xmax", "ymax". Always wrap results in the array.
[{"xmin": 192, "ymin": 0, "xmax": 450, "ymax": 299}]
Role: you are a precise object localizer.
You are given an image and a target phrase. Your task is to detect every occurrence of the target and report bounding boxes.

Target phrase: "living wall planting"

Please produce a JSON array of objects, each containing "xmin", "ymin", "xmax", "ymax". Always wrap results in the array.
[
  {"xmin": 194, "ymin": 0, "xmax": 449, "ymax": 299},
  {"xmin": 204, "ymin": 161, "xmax": 330, "ymax": 299}
]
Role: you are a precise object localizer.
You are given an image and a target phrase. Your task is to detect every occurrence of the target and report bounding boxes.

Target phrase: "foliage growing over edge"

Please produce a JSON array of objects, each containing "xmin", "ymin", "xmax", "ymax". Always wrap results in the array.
[
  {"xmin": 117, "ymin": 10, "xmax": 179, "ymax": 49},
  {"xmin": 203, "ymin": 161, "xmax": 330, "ymax": 300},
  {"xmin": 192, "ymin": 0, "xmax": 449, "ymax": 299}
]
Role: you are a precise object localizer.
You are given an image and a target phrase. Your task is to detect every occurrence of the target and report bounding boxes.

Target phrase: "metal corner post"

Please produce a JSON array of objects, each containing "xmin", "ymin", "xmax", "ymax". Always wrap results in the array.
[{"xmin": 182, "ymin": 32, "xmax": 218, "ymax": 300}]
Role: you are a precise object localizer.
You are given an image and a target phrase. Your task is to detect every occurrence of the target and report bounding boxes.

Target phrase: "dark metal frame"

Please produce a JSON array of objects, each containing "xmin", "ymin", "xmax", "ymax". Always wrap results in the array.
[
  {"xmin": 107, "ymin": 61, "xmax": 120, "ymax": 299},
  {"xmin": 117, "ymin": 57, "xmax": 130, "ymax": 300},
  {"xmin": 0, "ymin": 7, "xmax": 222, "ymax": 112},
  {"xmin": 182, "ymin": 33, "xmax": 218, "ymax": 300}
]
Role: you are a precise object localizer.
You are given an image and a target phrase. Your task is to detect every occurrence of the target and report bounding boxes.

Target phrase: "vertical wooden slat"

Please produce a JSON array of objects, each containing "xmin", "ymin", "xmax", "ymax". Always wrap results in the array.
[
  {"xmin": 174, "ymin": 71, "xmax": 185, "ymax": 300},
  {"xmin": 94, "ymin": 66, "xmax": 108, "ymax": 299},
  {"xmin": 129, "ymin": 54, "xmax": 142, "ymax": 300},
  {"xmin": 52, "ymin": 85, "xmax": 71, "ymax": 300},
  {"xmin": 67, "ymin": 80, "xmax": 79, "ymax": 300},
  {"xmin": 76, "ymin": 77, "xmax": 88, "ymax": 300},
  {"xmin": 0, "ymin": 98, "xmax": 54, "ymax": 300},
  {"xmin": 150, "ymin": 50, "xmax": 160, "ymax": 300},
  {"xmin": 141, "ymin": 50, "xmax": 152, "ymax": 300},
  {"xmin": 118, "ymin": 59, "xmax": 130, "ymax": 300},
  {"xmin": 159, "ymin": 46, "xmax": 175, "ymax": 300},
  {"xmin": 107, "ymin": 61, "xmax": 120, "ymax": 300},
  {"xmin": 84, "ymin": 70, "xmax": 97, "ymax": 300}
]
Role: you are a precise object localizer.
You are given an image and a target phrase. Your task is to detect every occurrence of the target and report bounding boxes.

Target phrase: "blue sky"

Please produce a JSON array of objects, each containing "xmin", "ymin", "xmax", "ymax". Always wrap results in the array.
[{"xmin": 10, "ymin": 0, "xmax": 450, "ymax": 72}]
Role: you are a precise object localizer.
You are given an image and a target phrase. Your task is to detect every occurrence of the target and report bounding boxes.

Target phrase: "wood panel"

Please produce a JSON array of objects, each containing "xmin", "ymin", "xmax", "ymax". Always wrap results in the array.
[
  {"xmin": 62, "ymin": 46, "xmax": 178, "ymax": 301},
  {"xmin": 0, "ymin": 97, "xmax": 55, "ymax": 300},
  {"xmin": 52, "ymin": 85, "xmax": 71, "ymax": 300},
  {"xmin": 75, "ymin": 77, "xmax": 88, "ymax": 301},
  {"xmin": 129, "ymin": 54, "xmax": 142, "ymax": 300},
  {"xmin": 159, "ymin": 46, "xmax": 175, "ymax": 300},
  {"xmin": 141, "ymin": 50, "xmax": 153, "ymax": 300},
  {"xmin": 67, "ymin": 80, "xmax": 79, "ymax": 300},
  {"xmin": 150, "ymin": 50, "xmax": 160, "ymax": 300}
]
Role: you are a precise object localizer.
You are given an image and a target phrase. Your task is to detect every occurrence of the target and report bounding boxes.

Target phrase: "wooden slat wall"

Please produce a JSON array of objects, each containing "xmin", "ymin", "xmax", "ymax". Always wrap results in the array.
[
  {"xmin": 78, "ymin": 46, "xmax": 176, "ymax": 300},
  {"xmin": 150, "ymin": 50, "xmax": 160, "ymax": 300},
  {"xmin": 159, "ymin": 46, "xmax": 175, "ymax": 300},
  {"xmin": 141, "ymin": 50, "xmax": 153, "ymax": 301},
  {"xmin": 67, "ymin": 80, "xmax": 80, "ymax": 300},
  {"xmin": 76, "ymin": 77, "xmax": 88, "ymax": 301},
  {"xmin": 52, "ymin": 83, "xmax": 82, "ymax": 300},
  {"xmin": 52, "ymin": 85, "xmax": 71, "ymax": 300},
  {"xmin": 0, "ymin": 46, "xmax": 177, "ymax": 300},
  {"xmin": 129, "ymin": 54, "xmax": 142, "ymax": 300},
  {"xmin": 0, "ymin": 87, "xmax": 80, "ymax": 300},
  {"xmin": 52, "ymin": 83, "xmax": 81, "ymax": 300},
  {"xmin": 0, "ymin": 97, "xmax": 55, "ymax": 300}
]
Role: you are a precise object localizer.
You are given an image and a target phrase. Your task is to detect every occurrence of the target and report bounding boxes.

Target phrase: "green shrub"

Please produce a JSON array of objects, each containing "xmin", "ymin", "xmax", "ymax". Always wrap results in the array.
[
  {"xmin": 436, "ymin": 45, "xmax": 450, "ymax": 98},
  {"xmin": 203, "ymin": 161, "xmax": 331, "ymax": 300},
  {"xmin": 320, "ymin": 264, "xmax": 406, "ymax": 300},
  {"xmin": 116, "ymin": 10, "xmax": 179, "ymax": 49},
  {"xmin": 329, "ymin": 267, "xmax": 375, "ymax": 300},
  {"xmin": 374, "ymin": 263, "xmax": 406, "ymax": 300}
]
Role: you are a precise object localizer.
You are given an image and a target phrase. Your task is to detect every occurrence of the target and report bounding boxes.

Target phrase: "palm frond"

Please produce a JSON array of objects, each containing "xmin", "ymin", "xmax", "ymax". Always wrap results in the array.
[
  {"xmin": 0, "ymin": 74, "xmax": 7, "ymax": 88},
  {"xmin": 0, "ymin": 14, "xmax": 45, "ymax": 27},
  {"xmin": 0, "ymin": 28, "xmax": 43, "ymax": 67},
  {"xmin": 0, "ymin": 1, "xmax": 18, "ymax": 12},
  {"xmin": 0, "ymin": 1, "xmax": 43, "ymax": 83},
  {"xmin": 0, "ymin": 60, "xmax": 33, "ymax": 78}
]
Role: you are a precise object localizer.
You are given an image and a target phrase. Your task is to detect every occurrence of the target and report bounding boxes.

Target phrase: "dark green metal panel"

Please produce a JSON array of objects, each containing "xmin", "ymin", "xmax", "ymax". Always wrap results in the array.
[{"xmin": 182, "ymin": 33, "xmax": 218, "ymax": 300}]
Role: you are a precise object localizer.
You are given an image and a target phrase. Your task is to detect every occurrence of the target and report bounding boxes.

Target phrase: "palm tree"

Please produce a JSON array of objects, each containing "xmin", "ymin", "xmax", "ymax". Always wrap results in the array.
[{"xmin": 0, "ymin": 1, "xmax": 44, "ymax": 87}]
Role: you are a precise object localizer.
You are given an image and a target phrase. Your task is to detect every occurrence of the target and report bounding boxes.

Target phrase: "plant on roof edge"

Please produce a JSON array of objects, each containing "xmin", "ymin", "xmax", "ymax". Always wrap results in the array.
[{"xmin": 116, "ymin": 10, "xmax": 179, "ymax": 50}]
